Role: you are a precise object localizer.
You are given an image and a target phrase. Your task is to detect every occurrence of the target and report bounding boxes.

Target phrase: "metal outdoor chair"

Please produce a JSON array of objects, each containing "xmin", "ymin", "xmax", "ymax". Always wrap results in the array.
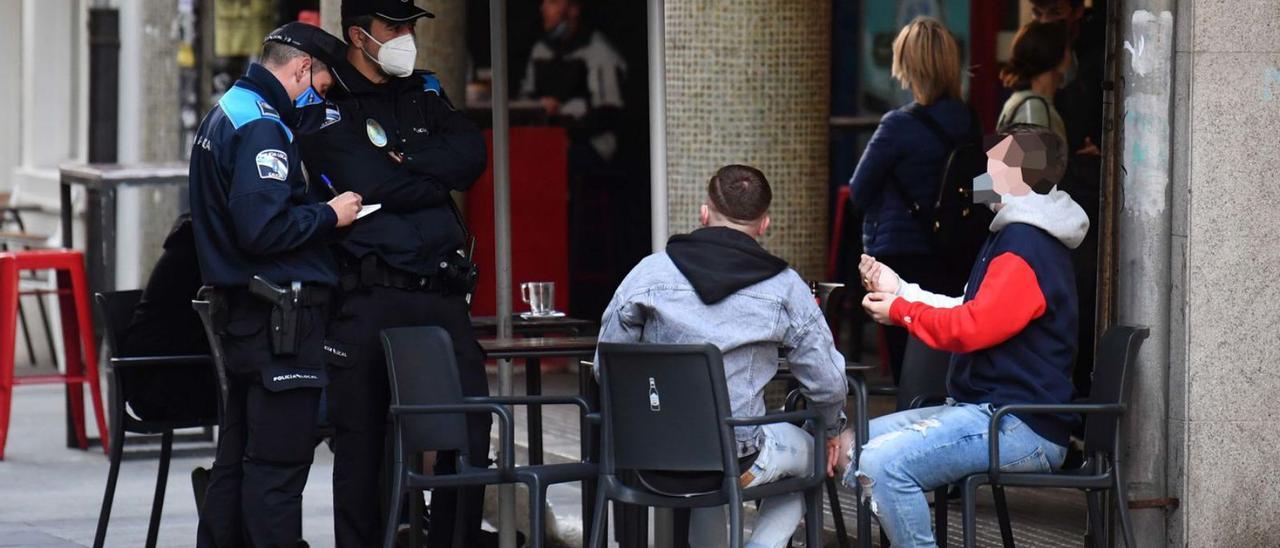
[
  {"xmin": 380, "ymin": 326, "xmax": 596, "ymax": 548},
  {"xmin": 866, "ymin": 335, "xmax": 962, "ymax": 547},
  {"xmin": 190, "ymin": 298, "xmax": 230, "ymax": 417},
  {"xmin": 959, "ymin": 326, "xmax": 1148, "ymax": 548},
  {"xmin": 774, "ymin": 282, "xmax": 852, "ymax": 548},
  {"xmin": 92, "ymin": 291, "xmax": 217, "ymax": 548},
  {"xmin": 591, "ymin": 343, "xmax": 828, "ymax": 548},
  {"xmin": 781, "ymin": 334, "xmax": 952, "ymax": 548}
]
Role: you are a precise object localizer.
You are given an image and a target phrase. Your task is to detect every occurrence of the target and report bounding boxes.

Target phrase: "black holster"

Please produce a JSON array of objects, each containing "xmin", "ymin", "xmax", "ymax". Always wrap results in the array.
[
  {"xmin": 438, "ymin": 251, "xmax": 479, "ymax": 296},
  {"xmin": 250, "ymin": 276, "xmax": 303, "ymax": 356}
]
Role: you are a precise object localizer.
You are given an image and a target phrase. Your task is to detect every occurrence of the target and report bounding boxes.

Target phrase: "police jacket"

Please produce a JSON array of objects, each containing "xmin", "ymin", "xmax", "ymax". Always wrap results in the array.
[
  {"xmin": 299, "ymin": 62, "xmax": 487, "ymax": 277},
  {"xmin": 189, "ymin": 63, "xmax": 339, "ymax": 287}
]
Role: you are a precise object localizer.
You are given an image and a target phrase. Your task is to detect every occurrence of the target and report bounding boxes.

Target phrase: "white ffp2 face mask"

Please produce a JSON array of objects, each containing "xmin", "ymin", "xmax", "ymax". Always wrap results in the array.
[{"xmin": 360, "ymin": 29, "xmax": 417, "ymax": 78}]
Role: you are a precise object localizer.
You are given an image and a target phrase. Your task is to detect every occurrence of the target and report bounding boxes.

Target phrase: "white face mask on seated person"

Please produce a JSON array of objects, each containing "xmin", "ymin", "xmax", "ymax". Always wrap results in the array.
[{"xmin": 358, "ymin": 28, "xmax": 417, "ymax": 78}]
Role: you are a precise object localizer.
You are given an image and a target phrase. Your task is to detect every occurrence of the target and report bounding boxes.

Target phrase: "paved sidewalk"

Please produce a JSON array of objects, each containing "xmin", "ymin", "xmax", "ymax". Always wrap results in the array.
[
  {"xmin": 512, "ymin": 368, "xmax": 1089, "ymax": 548},
  {"xmin": 0, "ymin": 365, "xmax": 1087, "ymax": 547}
]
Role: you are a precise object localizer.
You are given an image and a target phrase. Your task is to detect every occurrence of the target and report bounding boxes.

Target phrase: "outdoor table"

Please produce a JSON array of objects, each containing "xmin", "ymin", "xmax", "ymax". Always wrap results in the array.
[
  {"xmin": 1, "ymin": 203, "xmax": 42, "ymax": 222},
  {"xmin": 58, "ymin": 163, "xmax": 188, "ymax": 293},
  {"xmin": 478, "ymin": 335, "xmax": 599, "ymax": 466},
  {"xmin": 56, "ymin": 163, "xmax": 188, "ymax": 449},
  {"xmin": 471, "ymin": 314, "xmax": 595, "ymax": 337},
  {"xmin": 1, "ymin": 204, "xmax": 41, "ymax": 214},
  {"xmin": 479, "ymin": 335, "xmax": 599, "ymax": 540}
]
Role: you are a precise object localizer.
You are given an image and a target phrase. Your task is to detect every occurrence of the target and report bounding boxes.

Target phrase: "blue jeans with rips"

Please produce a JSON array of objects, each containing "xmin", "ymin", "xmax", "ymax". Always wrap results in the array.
[
  {"xmin": 842, "ymin": 401, "xmax": 1067, "ymax": 548},
  {"xmin": 689, "ymin": 422, "xmax": 816, "ymax": 548}
]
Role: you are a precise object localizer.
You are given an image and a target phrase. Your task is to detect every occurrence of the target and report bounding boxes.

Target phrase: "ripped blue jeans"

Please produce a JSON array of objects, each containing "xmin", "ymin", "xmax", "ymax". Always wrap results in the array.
[
  {"xmin": 690, "ymin": 423, "xmax": 815, "ymax": 548},
  {"xmin": 842, "ymin": 401, "xmax": 1066, "ymax": 548}
]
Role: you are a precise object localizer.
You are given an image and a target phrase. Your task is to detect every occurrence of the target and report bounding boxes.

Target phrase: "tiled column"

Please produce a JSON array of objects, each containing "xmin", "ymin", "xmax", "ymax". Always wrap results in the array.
[{"xmin": 664, "ymin": 0, "xmax": 831, "ymax": 279}]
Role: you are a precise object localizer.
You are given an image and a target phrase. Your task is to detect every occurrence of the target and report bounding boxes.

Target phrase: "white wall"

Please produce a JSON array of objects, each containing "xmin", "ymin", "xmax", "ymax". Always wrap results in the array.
[
  {"xmin": 12, "ymin": 0, "xmax": 84, "ymax": 210},
  {"xmin": 0, "ymin": 2, "xmax": 21, "ymax": 194},
  {"xmin": 116, "ymin": 0, "xmax": 141, "ymax": 164}
]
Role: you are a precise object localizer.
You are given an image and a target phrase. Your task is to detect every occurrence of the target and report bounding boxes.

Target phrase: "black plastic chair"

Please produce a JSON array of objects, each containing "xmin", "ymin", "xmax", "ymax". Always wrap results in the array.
[
  {"xmin": 959, "ymin": 326, "xmax": 1149, "ymax": 548},
  {"xmin": 93, "ymin": 291, "xmax": 217, "ymax": 548},
  {"xmin": 901, "ymin": 336, "xmax": 964, "ymax": 547},
  {"xmin": 592, "ymin": 343, "xmax": 827, "ymax": 548},
  {"xmin": 191, "ymin": 298, "xmax": 230, "ymax": 419},
  {"xmin": 854, "ymin": 335, "xmax": 957, "ymax": 547},
  {"xmin": 380, "ymin": 326, "xmax": 596, "ymax": 548},
  {"xmin": 815, "ymin": 282, "xmax": 847, "ymax": 339},
  {"xmin": 773, "ymin": 282, "xmax": 855, "ymax": 548}
]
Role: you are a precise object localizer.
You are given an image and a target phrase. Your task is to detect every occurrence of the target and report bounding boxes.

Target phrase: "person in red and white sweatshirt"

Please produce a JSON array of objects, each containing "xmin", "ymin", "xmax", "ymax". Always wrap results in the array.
[{"xmin": 836, "ymin": 124, "xmax": 1089, "ymax": 547}]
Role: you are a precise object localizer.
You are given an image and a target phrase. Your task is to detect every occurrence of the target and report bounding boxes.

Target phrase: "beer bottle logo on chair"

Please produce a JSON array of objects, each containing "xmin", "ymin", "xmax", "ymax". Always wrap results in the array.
[{"xmin": 648, "ymin": 377, "xmax": 661, "ymax": 412}]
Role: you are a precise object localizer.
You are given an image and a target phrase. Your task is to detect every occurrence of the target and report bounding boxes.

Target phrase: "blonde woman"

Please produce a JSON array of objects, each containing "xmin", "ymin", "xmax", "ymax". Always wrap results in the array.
[{"xmin": 847, "ymin": 16, "xmax": 977, "ymax": 383}]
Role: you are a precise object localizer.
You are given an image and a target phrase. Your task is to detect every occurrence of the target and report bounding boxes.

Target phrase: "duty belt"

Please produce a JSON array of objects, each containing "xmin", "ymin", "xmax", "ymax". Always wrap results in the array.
[
  {"xmin": 340, "ymin": 254, "xmax": 447, "ymax": 292},
  {"xmin": 202, "ymin": 284, "xmax": 332, "ymax": 306}
]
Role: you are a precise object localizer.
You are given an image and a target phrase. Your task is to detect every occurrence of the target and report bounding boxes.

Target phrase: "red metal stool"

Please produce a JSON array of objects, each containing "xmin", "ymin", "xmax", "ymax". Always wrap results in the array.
[{"xmin": 0, "ymin": 249, "xmax": 109, "ymax": 460}]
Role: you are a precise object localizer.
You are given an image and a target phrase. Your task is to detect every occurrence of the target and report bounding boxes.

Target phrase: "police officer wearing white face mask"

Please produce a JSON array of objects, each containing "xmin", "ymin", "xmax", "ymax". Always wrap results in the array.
[{"xmin": 295, "ymin": 1, "xmax": 490, "ymax": 547}]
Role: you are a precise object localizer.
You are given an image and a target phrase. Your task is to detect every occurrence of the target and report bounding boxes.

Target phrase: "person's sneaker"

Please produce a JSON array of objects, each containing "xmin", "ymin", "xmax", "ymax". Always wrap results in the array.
[{"xmin": 1061, "ymin": 438, "xmax": 1086, "ymax": 471}]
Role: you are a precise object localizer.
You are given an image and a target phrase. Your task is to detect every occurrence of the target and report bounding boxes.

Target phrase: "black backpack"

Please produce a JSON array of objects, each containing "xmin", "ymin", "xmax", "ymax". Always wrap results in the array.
[{"xmin": 891, "ymin": 103, "xmax": 993, "ymax": 267}]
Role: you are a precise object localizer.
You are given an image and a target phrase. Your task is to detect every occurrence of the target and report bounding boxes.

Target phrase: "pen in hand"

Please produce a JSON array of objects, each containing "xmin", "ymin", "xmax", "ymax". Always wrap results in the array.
[{"xmin": 320, "ymin": 174, "xmax": 339, "ymax": 197}]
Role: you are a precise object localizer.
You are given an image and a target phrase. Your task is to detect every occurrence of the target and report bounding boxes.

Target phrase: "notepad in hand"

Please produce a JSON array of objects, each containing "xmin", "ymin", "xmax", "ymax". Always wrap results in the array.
[{"xmin": 356, "ymin": 204, "xmax": 382, "ymax": 220}]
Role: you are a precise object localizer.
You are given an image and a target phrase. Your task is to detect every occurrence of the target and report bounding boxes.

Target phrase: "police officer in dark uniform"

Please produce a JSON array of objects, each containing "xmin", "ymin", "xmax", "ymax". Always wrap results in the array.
[
  {"xmin": 296, "ymin": 2, "xmax": 489, "ymax": 546},
  {"xmin": 189, "ymin": 22, "xmax": 362, "ymax": 547}
]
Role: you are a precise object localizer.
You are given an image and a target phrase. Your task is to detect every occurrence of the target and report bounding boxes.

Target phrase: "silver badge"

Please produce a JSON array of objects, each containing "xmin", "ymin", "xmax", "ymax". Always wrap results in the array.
[{"xmin": 366, "ymin": 118, "xmax": 388, "ymax": 148}]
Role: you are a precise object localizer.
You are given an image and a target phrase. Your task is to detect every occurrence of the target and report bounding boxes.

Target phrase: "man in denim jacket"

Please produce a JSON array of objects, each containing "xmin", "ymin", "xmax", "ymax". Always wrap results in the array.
[{"xmin": 597, "ymin": 164, "xmax": 848, "ymax": 547}]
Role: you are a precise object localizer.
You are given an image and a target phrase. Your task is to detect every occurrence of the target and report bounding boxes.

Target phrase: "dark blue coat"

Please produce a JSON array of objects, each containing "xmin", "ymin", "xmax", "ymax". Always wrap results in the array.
[
  {"xmin": 848, "ymin": 98, "xmax": 974, "ymax": 257},
  {"xmin": 188, "ymin": 63, "xmax": 339, "ymax": 287},
  {"xmin": 949, "ymin": 223, "xmax": 1080, "ymax": 447}
]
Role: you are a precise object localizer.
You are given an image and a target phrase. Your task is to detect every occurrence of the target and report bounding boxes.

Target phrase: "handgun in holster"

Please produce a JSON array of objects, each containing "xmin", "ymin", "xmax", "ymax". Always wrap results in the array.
[{"xmin": 250, "ymin": 275, "xmax": 303, "ymax": 356}]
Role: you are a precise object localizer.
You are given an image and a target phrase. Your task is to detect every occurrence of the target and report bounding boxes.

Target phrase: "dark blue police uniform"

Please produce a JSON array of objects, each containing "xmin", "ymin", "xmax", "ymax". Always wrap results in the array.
[
  {"xmin": 189, "ymin": 60, "xmax": 338, "ymax": 548},
  {"xmin": 298, "ymin": 60, "xmax": 489, "ymax": 547}
]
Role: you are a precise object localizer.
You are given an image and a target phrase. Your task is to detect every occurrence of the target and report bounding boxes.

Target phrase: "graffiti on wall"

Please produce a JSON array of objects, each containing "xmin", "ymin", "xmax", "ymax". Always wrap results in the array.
[{"xmin": 1122, "ymin": 9, "xmax": 1174, "ymax": 218}]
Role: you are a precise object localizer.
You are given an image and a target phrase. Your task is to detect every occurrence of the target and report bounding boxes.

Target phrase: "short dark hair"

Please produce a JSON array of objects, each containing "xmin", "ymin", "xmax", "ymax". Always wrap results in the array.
[
  {"xmin": 261, "ymin": 41, "xmax": 326, "ymax": 72},
  {"xmin": 707, "ymin": 165, "xmax": 772, "ymax": 222},
  {"xmin": 342, "ymin": 15, "xmax": 375, "ymax": 44},
  {"xmin": 999, "ymin": 21, "xmax": 1070, "ymax": 90}
]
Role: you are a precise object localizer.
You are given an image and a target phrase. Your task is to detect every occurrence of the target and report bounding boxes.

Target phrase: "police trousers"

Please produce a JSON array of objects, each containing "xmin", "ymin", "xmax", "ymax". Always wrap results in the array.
[
  {"xmin": 197, "ymin": 295, "xmax": 330, "ymax": 548},
  {"xmin": 323, "ymin": 285, "xmax": 491, "ymax": 548}
]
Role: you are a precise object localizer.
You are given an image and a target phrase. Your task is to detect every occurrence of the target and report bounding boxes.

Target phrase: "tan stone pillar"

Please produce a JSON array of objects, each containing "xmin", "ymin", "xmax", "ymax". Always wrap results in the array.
[
  {"xmin": 664, "ymin": 0, "xmax": 831, "ymax": 279},
  {"xmin": 320, "ymin": 0, "xmax": 341, "ymax": 37},
  {"xmin": 135, "ymin": 0, "xmax": 184, "ymax": 277},
  {"xmin": 140, "ymin": 0, "xmax": 181, "ymax": 162},
  {"xmin": 415, "ymin": 0, "xmax": 468, "ymax": 103}
]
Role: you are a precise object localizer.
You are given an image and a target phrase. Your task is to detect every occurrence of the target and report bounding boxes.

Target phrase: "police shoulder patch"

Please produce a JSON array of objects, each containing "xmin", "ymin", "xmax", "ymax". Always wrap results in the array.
[
  {"xmin": 257, "ymin": 101, "xmax": 280, "ymax": 119},
  {"xmin": 422, "ymin": 73, "xmax": 443, "ymax": 96},
  {"xmin": 255, "ymin": 149, "xmax": 289, "ymax": 181},
  {"xmin": 321, "ymin": 106, "xmax": 342, "ymax": 129}
]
